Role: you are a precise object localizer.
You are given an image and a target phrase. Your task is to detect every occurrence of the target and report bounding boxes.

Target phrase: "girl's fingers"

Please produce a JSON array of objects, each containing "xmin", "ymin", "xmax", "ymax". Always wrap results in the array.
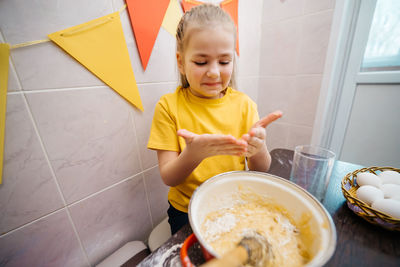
[
  {"xmin": 178, "ymin": 131, "xmax": 248, "ymax": 154},
  {"xmin": 206, "ymin": 134, "xmax": 247, "ymax": 146},
  {"xmin": 254, "ymin": 110, "xmax": 283, "ymax": 128},
  {"xmin": 211, "ymin": 142, "xmax": 248, "ymax": 151},
  {"xmin": 220, "ymin": 147, "xmax": 248, "ymax": 156},
  {"xmin": 249, "ymin": 127, "xmax": 266, "ymax": 138},
  {"xmin": 241, "ymin": 133, "xmax": 250, "ymax": 142}
]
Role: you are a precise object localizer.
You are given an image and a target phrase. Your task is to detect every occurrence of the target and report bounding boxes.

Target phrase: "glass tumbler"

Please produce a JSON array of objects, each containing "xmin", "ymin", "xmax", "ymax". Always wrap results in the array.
[{"xmin": 290, "ymin": 145, "xmax": 336, "ymax": 202}]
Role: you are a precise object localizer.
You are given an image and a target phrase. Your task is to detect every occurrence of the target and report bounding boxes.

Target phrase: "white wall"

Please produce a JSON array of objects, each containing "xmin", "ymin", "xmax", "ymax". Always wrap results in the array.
[
  {"xmin": 258, "ymin": 0, "xmax": 336, "ymax": 151},
  {"xmin": 341, "ymin": 84, "xmax": 400, "ymax": 167}
]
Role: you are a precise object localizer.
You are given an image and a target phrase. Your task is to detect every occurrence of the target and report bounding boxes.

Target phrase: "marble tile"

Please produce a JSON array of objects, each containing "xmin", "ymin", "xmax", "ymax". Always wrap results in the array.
[
  {"xmin": 0, "ymin": 0, "xmax": 113, "ymax": 44},
  {"xmin": 11, "ymin": 43, "xmax": 104, "ymax": 91},
  {"xmin": 25, "ymin": 87, "xmax": 142, "ymax": 204},
  {"xmin": 286, "ymin": 124, "xmax": 313, "ymax": 149},
  {"xmin": 68, "ymin": 175, "xmax": 151, "ymax": 265},
  {"xmin": 258, "ymin": 76, "xmax": 296, "ymax": 123},
  {"xmin": 303, "ymin": 0, "xmax": 335, "ymax": 14},
  {"xmin": 287, "ymin": 75, "xmax": 322, "ymax": 126},
  {"xmin": 262, "ymin": 0, "xmax": 305, "ymax": 24},
  {"xmin": 0, "ymin": 94, "xmax": 64, "ymax": 234},
  {"xmin": 0, "ymin": 0, "xmax": 114, "ymax": 90},
  {"xmin": 260, "ymin": 18, "xmax": 302, "ymax": 76},
  {"xmin": 266, "ymin": 122, "xmax": 290, "ymax": 151},
  {"xmin": 132, "ymin": 82, "xmax": 177, "ymax": 170},
  {"xmin": 0, "ymin": 209, "xmax": 88, "ymax": 267},
  {"xmin": 237, "ymin": 76, "xmax": 259, "ymax": 104},
  {"xmin": 6, "ymin": 56, "xmax": 21, "ymax": 92},
  {"xmin": 296, "ymin": 10, "xmax": 334, "ymax": 74},
  {"xmin": 143, "ymin": 167, "xmax": 170, "ymax": 227}
]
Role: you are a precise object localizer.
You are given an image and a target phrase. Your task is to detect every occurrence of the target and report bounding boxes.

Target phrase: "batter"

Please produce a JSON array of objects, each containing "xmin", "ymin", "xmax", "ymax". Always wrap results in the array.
[{"xmin": 201, "ymin": 192, "xmax": 310, "ymax": 267}]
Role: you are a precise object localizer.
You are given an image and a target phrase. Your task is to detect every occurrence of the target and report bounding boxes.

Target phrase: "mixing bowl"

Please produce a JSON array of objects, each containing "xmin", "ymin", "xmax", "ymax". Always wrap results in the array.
[{"xmin": 180, "ymin": 171, "xmax": 337, "ymax": 267}]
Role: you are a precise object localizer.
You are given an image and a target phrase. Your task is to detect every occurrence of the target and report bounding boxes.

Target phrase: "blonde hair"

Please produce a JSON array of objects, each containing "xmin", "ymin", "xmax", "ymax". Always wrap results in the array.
[{"xmin": 176, "ymin": 3, "xmax": 237, "ymax": 89}]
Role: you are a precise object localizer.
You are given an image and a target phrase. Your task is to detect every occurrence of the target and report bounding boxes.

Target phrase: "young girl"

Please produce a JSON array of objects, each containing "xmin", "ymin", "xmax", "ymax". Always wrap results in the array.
[{"xmin": 147, "ymin": 3, "xmax": 282, "ymax": 234}]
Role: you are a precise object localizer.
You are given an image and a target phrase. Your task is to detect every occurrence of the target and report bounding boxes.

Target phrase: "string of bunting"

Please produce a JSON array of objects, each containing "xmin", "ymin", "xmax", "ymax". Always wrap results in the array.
[{"xmin": 0, "ymin": 0, "xmax": 239, "ymax": 184}]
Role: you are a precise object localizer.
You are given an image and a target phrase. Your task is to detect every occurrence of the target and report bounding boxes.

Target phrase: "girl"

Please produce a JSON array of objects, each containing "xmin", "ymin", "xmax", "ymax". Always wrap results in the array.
[{"xmin": 147, "ymin": 3, "xmax": 282, "ymax": 234}]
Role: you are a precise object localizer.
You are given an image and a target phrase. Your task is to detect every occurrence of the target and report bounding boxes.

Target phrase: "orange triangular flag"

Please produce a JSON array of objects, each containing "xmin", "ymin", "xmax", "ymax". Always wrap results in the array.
[
  {"xmin": 220, "ymin": 0, "xmax": 239, "ymax": 55},
  {"xmin": 48, "ymin": 12, "xmax": 143, "ymax": 111},
  {"xmin": 181, "ymin": 0, "xmax": 203, "ymax": 12},
  {"xmin": 126, "ymin": 0, "xmax": 170, "ymax": 70}
]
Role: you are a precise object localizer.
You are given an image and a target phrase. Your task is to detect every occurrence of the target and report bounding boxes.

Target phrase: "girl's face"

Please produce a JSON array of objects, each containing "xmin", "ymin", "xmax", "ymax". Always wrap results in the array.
[{"xmin": 177, "ymin": 26, "xmax": 235, "ymax": 99}]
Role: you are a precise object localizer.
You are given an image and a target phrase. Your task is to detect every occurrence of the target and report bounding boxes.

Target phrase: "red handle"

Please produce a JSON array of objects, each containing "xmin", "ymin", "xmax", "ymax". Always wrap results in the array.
[{"xmin": 180, "ymin": 233, "xmax": 198, "ymax": 267}]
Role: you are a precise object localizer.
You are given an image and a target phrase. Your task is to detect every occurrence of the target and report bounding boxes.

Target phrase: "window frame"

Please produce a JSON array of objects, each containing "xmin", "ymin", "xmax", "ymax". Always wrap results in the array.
[{"xmin": 311, "ymin": 0, "xmax": 400, "ymax": 156}]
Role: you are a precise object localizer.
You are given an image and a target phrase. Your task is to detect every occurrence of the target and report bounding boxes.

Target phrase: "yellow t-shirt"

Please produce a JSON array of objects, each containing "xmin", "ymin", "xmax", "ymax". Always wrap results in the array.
[{"xmin": 147, "ymin": 86, "xmax": 259, "ymax": 212}]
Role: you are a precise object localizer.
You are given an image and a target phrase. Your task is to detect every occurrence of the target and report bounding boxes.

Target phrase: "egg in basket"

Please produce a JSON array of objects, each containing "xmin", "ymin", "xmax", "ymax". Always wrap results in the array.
[{"xmin": 341, "ymin": 167, "xmax": 400, "ymax": 231}]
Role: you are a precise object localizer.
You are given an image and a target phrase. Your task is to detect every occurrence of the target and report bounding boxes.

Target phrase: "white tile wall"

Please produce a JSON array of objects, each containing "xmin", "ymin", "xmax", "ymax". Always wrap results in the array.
[
  {"xmin": 260, "ymin": 0, "xmax": 335, "ymax": 150},
  {"xmin": 0, "ymin": 94, "xmax": 64, "ymax": 233},
  {"xmin": 296, "ymin": 10, "xmax": 334, "ymax": 74},
  {"xmin": 132, "ymin": 82, "xmax": 177, "ymax": 171},
  {"xmin": 263, "ymin": 0, "xmax": 304, "ymax": 24},
  {"xmin": 143, "ymin": 166, "xmax": 170, "ymax": 227},
  {"xmin": 260, "ymin": 18, "xmax": 303, "ymax": 75},
  {"xmin": 0, "ymin": 209, "xmax": 88, "ymax": 267},
  {"xmin": 0, "ymin": 0, "xmax": 335, "ymax": 265},
  {"xmin": 25, "ymin": 87, "xmax": 143, "ymax": 204},
  {"xmin": 68, "ymin": 174, "xmax": 151, "ymax": 265}
]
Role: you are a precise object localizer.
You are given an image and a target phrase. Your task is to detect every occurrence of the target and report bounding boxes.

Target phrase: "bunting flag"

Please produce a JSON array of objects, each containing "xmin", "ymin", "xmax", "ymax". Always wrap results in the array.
[
  {"xmin": 0, "ymin": 43, "xmax": 10, "ymax": 184},
  {"xmin": 220, "ymin": 0, "xmax": 239, "ymax": 55},
  {"xmin": 126, "ymin": 0, "xmax": 170, "ymax": 70},
  {"xmin": 48, "ymin": 12, "xmax": 143, "ymax": 111},
  {"xmin": 162, "ymin": 0, "xmax": 183, "ymax": 36},
  {"xmin": 181, "ymin": 0, "xmax": 203, "ymax": 12}
]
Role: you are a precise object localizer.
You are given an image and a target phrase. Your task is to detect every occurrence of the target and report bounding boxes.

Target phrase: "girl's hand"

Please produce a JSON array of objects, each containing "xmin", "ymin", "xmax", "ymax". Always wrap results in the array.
[
  {"xmin": 241, "ymin": 110, "xmax": 283, "ymax": 157},
  {"xmin": 177, "ymin": 129, "xmax": 248, "ymax": 161},
  {"xmin": 158, "ymin": 130, "xmax": 247, "ymax": 187}
]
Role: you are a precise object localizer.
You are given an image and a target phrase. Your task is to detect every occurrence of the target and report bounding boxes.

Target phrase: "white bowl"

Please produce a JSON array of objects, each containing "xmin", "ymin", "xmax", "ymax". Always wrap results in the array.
[{"xmin": 188, "ymin": 171, "xmax": 337, "ymax": 266}]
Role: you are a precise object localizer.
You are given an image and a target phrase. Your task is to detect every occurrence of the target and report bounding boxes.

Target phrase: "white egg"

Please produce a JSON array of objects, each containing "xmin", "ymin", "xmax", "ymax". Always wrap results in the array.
[
  {"xmin": 378, "ymin": 170, "xmax": 400, "ymax": 185},
  {"xmin": 371, "ymin": 199, "xmax": 400, "ymax": 219},
  {"xmin": 356, "ymin": 185, "xmax": 384, "ymax": 206},
  {"xmin": 381, "ymin": 184, "xmax": 400, "ymax": 199},
  {"xmin": 356, "ymin": 172, "xmax": 381, "ymax": 188}
]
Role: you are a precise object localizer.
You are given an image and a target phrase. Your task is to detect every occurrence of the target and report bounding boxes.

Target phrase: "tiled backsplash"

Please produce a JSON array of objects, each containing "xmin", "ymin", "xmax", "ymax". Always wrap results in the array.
[{"xmin": 0, "ymin": 0, "xmax": 334, "ymax": 266}]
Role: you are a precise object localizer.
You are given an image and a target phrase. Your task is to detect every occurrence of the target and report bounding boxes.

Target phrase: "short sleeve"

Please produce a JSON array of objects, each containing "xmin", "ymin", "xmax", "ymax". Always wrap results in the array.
[
  {"xmin": 245, "ymin": 97, "xmax": 260, "ymax": 132},
  {"xmin": 147, "ymin": 99, "xmax": 180, "ymax": 152}
]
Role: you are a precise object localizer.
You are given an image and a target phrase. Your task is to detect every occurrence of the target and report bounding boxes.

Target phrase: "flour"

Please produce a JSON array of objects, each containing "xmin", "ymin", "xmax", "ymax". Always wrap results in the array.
[
  {"xmin": 142, "ymin": 243, "xmax": 183, "ymax": 267},
  {"xmin": 203, "ymin": 212, "xmax": 237, "ymax": 242},
  {"xmin": 156, "ymin": 243, "xmax": 182, "ymax": 267}
]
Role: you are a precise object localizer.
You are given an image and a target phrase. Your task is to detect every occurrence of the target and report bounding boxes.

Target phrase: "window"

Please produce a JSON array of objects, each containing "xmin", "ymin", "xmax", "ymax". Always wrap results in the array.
[{"xmin": 361, "ymin": 0, "xmax": 400, "ymax": 71}]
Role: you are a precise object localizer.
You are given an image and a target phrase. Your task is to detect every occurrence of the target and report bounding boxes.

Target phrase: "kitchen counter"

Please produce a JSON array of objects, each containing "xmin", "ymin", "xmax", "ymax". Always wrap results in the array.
[{"xmin": 136, "ymin": 148, "xmax": 400, "ymax": 266}]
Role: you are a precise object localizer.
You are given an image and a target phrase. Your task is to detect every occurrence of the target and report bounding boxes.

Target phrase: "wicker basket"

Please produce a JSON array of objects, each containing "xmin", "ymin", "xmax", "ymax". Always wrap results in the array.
[{"xmin": 341, "ymin": 166, "xmax": 400, "ymax": 231}]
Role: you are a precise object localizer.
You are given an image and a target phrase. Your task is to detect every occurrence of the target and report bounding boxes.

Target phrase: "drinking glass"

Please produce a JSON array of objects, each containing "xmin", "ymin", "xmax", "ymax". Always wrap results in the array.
[{"xmin": 290, "ymin": 145, "xmax": 336, "ymax": 202}]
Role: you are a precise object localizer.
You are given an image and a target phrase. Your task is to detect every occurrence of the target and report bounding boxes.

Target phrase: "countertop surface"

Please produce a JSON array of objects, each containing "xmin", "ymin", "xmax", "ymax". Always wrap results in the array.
[{"xmin": 137, "ymin": 148, "xmax": 400, "ymax": 267}]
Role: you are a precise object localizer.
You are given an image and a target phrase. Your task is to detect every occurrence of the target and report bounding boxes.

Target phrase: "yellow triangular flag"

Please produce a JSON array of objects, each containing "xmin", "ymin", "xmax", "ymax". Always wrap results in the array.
[
  {"xmin": 48, "ymin": 12, "xmax": 143, "ymax": 111},
  {"xmin": 0, "ymin": 43, "xmax": 10, "ymax": 184},
  {"xmin": 162, "ymin": 0, "xmax": 183, "ymax": 36}
]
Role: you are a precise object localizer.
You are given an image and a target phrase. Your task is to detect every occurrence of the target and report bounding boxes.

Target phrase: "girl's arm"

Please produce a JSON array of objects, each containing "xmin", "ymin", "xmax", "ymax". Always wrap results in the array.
[
  {"xmin": 157, "ymin": 149, "xmax": 201, "ymax": 187},
  {"xmin": 157, "ymin": 130, "xmax": 248, "ymax": 186}
]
